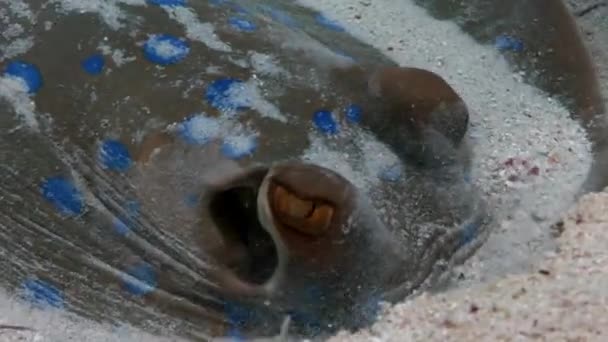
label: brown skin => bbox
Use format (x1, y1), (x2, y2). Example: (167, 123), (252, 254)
(330, 64), (471, 170)
(111, 1), (608, 336)
(133, 137), (407, 337)
(366, 66), (469, 146)
(264, 162), (357, 267)
(132, 63), (471, 291)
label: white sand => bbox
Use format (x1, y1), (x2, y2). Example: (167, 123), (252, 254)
(328, 188), (608, 342)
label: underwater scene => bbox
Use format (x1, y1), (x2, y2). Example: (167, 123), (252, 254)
(0, 0), (606, 341)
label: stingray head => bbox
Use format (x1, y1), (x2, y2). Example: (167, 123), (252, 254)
(201, 161), (401, 332)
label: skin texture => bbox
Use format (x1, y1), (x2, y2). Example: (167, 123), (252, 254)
(126, 60), (483, 339)
(329, 65), (472, 171)
(0, 0), (603, 340)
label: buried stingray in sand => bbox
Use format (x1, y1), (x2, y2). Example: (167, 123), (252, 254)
(0, 1), (487, 339)
(0, 0), (605, 340)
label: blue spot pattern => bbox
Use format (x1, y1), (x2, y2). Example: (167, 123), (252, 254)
(314, 13), (345, 32)
(40, 176), (85, 216)
(81, 54), (105, 75)
(123, 262), (158, 296)
(224, 301), (256, 338)
(285, 309), (322, 335)
(205, 78), (250, 112)
(313, 109), (339, 134)
(229, 17), (257, 32)
(143, 34), (190, 65)
(4, 60), (43, 94)
(221, 135), (258, 160)
(113, 200), (140, 236)
(360, 293), (382, 323)
(113, 218), (131, 236)
(463, 171), (472, 184)
(495, 34), (524, 52)
(459, 220), (481, 246)
(99, 139), (132, 172)
(21, 278), (64, 309)
(345, 104), (362, 123)
(147, 0), (186, 6)
(184, 193), (200, 207)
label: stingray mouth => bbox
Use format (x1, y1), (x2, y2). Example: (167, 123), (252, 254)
(204, 163), (346, 288)
(207, 180), (279, 286)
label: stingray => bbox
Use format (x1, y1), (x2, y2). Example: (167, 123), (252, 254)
(0, 0), (604, 340)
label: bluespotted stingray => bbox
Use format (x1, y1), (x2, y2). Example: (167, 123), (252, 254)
(0, 0), (605, 340)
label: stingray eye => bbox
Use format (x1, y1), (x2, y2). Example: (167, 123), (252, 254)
(271, 184), (334, 236)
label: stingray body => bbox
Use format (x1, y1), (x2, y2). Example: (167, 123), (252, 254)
(0, 0), (602, 340)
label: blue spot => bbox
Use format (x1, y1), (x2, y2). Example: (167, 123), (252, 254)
(176, 114), (222, 145)
(40, 176), (85, 216)
(463, 171), (472, 184)
(313, 110), (339, 135)
(495, 34), (524, 52)
(285, 309), (322, 335)
(147, 0), (186, 6)
(229, 17), (257, 32)
(379, 164), (402, 182)
(345, 104), (362, 123)
(224, 301), (255, 329)
(98, 139), (132, 172)
(80, 54), (105, 75)
(125, 200), (140, 215)
(305, 285), (323, 300)
(21, 278), (64, 309)
(113, 200), (140, 236)
(315, 13), (345, 32)
(123, 262), (158, 296)
(221, 135), (258, 159)
(113, 218), (131, 236)
(184, 193), (200, 207)
(227, 328), (245, 341)
(4, 60), (43, 94)
(205, 78), (250, 112)
(143, 34), (190, 65)
(360, 294), (382, 322)
(460, 221), (480, 246)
